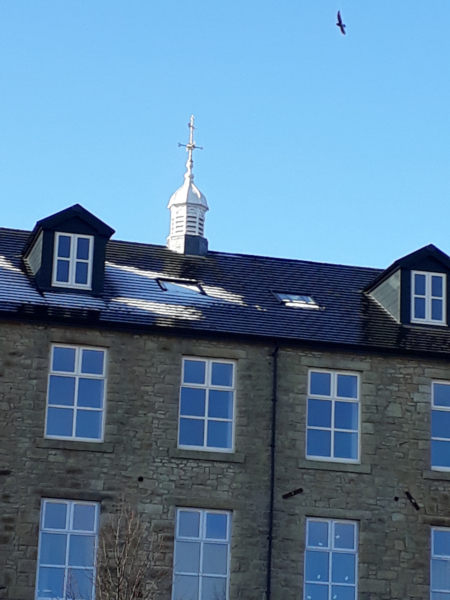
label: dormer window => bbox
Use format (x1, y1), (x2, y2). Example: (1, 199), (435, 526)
(411, 271), (446, 325)
(52, 232), (94, 289)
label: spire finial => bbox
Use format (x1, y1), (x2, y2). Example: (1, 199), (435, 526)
(178, 115), (203, 180)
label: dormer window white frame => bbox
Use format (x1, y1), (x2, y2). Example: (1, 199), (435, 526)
(411, 271), (446, 325)
(52, 233), (94, 290)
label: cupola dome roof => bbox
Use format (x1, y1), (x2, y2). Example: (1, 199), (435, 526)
(167, 164), (208, 210)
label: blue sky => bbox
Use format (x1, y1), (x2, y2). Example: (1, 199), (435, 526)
(1, 1), (449, 268)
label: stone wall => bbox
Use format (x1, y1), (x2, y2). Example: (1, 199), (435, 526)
(0, 321), (273, 600)
(2, 321), (450, 599)
(273, 348), (450, 600)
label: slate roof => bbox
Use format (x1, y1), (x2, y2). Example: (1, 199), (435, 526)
(3, 226), (450, 357)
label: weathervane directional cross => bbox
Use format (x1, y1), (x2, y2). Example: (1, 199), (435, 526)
(178, 115), (203, 179)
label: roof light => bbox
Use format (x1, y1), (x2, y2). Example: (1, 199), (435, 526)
(274, 292), (320, 309)
(157, 278), (205, 296)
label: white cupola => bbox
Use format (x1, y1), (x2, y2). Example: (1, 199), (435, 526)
(167, 116), (209, 256)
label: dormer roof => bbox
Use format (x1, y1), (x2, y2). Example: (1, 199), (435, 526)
(365, 244), (450, 293)
(23, 204), (115, 255)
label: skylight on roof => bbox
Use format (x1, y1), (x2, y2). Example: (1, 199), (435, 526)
(274, 292), (320, 309)
(157, 279), (205, 297)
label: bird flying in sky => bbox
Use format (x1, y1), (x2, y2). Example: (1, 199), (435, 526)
(336, 11), (346, 35)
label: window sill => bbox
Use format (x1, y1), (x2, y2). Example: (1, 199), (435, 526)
(299, 459), (371, 474)
(423, 470), (450, 481)
(405, 322), (447, 329)
(169, 448), (245, 464)
(37, 439), (114, 453)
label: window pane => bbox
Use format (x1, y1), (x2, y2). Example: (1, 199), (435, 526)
(57, 235), (71, 258)
(48, 376), (76, 406)
(183, 360), (206, 384)
(69, 535), (95, 567)
(432, 299), (444, 321)
(207, 421), (232, 449)
(308, 521), (329, 548)
(73, 505), (96, 532)
(307, 429), (331, 458)
(331, 585), (355, 600)
(56, 260), (70, 283)
(335, 402), (358, 430)
(180, 388), (206, 417)
(336, 375), (358, 399)
(179, 418), (204, 447)
(44, 503), (67, 530)
(434, 384), (450, 408)
(178, 511), (200, 538)
(53, 347), (76, 372)
(305, 550), (329, 582)
(78, 379), (104, 409)
(81, 350), (104, 375)
(304, 583), (328, 600)
(334, 432), (358, 460)
(206, 513), (228, 540)
(75, 261), (89, 285)
(310, 372), (331, 396)
(432, 440), (450, 469)
(432, 559), (450, 592)
(202, 543), (228, 575)
(201, 577), (227, 600)
(308, 399), (332, 428)
(433, 276), (444, 298)
(332, 552), (356, 584)
(208, 390), (233, 419)
(432, 593), (450, 600)
(435, 531), (450, 557)
(39, 532), (67, 565)
(46, 407), (74, 437)
(432, 411), (450, 440)
(175, 541), (200, 573)
(414, 273), (426, 296)
(211, 363), (233, 387)
(75, 410), (102, 440)
(67, 568), (93, 600)
(38, 567), (65, 598)
(77, 237), (90, 260)
(334, 523), (356, 550)
(414, 297), (426, 319)
(172, 575), (199, 600)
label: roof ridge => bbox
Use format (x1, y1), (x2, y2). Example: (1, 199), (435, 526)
(108, 238), (383, 273)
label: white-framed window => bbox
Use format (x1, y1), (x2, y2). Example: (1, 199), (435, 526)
(172, 508), (231, 600)
(178, 358), (235, 452)
(411, 271), (446, 325)
(36, 499), (99, 600)
(306, 370), (360, 463)
(304, 518), (358, 600)
(431, 527), (450, 598)
(45, 345), (107, 442)
(53, 233), (94, 289)
(431, 381), (450, 470)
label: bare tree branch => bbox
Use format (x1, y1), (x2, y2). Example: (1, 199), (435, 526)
(95, 501), (168, 600)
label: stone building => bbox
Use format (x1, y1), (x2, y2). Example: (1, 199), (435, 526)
(2, 121), (450, 600)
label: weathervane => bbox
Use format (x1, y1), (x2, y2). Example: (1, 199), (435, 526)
(178, 115), (203, 179)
